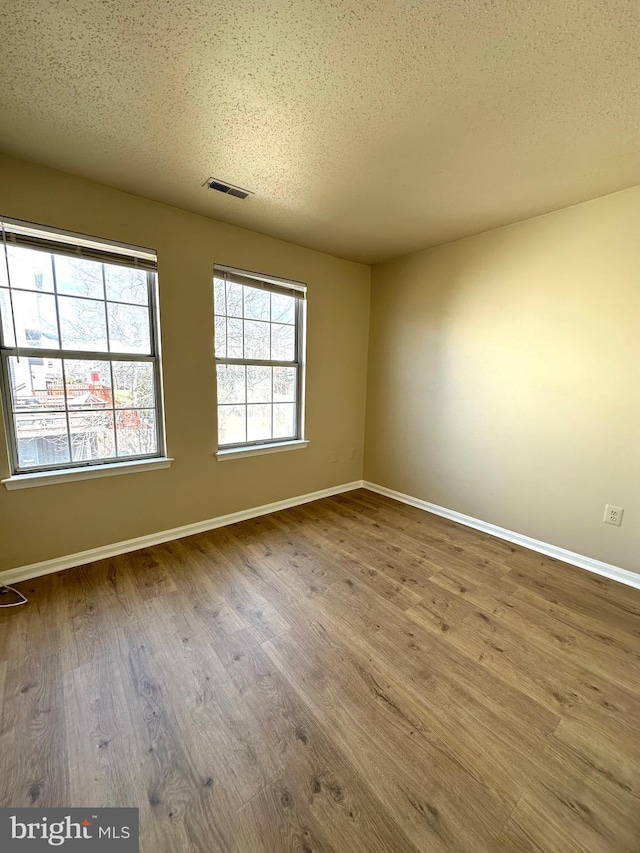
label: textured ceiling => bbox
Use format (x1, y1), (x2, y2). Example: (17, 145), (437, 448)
(0, 0), (638, 263)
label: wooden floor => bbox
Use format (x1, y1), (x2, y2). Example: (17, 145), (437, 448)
(1, 489), (640, 852)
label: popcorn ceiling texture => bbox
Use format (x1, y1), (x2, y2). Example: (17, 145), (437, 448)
(0, 0), (638, 263)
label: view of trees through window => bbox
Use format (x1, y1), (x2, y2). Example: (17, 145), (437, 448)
(0, 243), (160, 471)
(214, 273), (303, 446)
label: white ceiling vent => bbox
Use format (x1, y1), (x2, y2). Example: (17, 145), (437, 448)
(204, 177), (253, 200)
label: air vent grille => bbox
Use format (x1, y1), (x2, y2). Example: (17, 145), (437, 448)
(204, 177), (253, 200)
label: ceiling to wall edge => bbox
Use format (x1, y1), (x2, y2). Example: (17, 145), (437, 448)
(369, 180), (640, 267)
(2, 152), (639, 268)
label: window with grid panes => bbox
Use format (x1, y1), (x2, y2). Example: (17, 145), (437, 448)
(0, 218), (165, 474)
(214, 265), (306, 448)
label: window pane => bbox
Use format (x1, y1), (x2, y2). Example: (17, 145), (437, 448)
(244, 320), (270, 360)
(107, 302), (151, 354)
(8, 356), (65, 411)
(69, 411), (115, 461)
(112, 361), (154, 408)
(214, 316), (227, 358)
(244, 287), (270, 321)
(247, 365), (272, 403)
(54, 255), (104, 298)
(271, 293), (295, 324)
(273, 403), (296, 438)
(15, 412), (70, 468)
(104, 264), (148, 305)
(1, 226), (162, 473)
(216, 364), (246, 404)
(218, 404), (246, 445)
(247, 404), (271, 442)
(65, 359), (113, 408)
(213, 268), (303, 450)
(271, 323), (295, 361)
(4, 246), (54, 292)
(3, 288), (59, 348)
(214, 278), (226, 315)
(116, 409), (157, 456)
(59, 295), (108, 351)
(273, 366), (296, 402)
(226, 318), (243, 358)
(226, 282), (243, 318)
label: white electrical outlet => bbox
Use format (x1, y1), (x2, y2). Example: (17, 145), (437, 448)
(603, 504), (624, 526)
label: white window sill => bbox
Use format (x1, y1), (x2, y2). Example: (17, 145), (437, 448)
(2, 457), (174, 491)
(216, 440), (309, 461)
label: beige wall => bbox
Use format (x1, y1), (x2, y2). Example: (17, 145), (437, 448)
(2, 153), (637, 577)
(365, 186), (640, 573)
(0, 154), (370, 573)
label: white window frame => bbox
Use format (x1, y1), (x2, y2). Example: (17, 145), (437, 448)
(0, 217), (167, 480)
(214, 264), (307, 455)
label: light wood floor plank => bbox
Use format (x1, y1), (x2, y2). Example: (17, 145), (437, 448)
(264, 624), (512, 851)
(0, 488), (638, 852)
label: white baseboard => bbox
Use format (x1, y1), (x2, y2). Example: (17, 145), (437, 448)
(0, 480), (365, 586)
(5, 477), (637, 593)
(363, 481), (640, 591)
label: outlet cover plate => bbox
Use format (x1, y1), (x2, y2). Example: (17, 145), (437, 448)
(603, 504), (624, 526)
